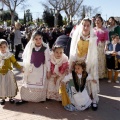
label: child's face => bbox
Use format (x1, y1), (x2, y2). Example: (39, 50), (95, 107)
(54, 48), (63, 59)
(113, 36), (119, 44)
(75, 65), (83, 74)
(34, 35), (42, 47)
(0, 44), (7, 54)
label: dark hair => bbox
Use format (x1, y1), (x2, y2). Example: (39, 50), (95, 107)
(74, 61), (86, 71)
(95, 14), (101, 18)
(108, 17), (117, 24)
(0, 39), (8, 46)
(96, 16), (104, 25)
(111, 33), (119, 39)
(65, 26), (72, 35)
(109, 17), (115, 21)
(52, 45), (64, 52)
(32, 30), (43, 40)
(82, 18), (92, 25)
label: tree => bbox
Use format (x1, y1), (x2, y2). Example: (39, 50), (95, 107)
(1, 10), (18, 21)
(23, 10), (26, 25)
(77, 5), (101, 19)
(30, 15), (33, 22)
(37, 17), (40, 22)
(1, 0), (26, 25)
(58, 13), (63, 26)
(41, 0), (70, 26)
(62, 0), (83, 23)
(25, 9), (32, 22)
(43, 9), (54, 27)
(63, 16), (67, 25)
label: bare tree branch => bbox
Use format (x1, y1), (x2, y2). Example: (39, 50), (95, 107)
(63, 0), (83, 22)
(1, 0), (27, 24)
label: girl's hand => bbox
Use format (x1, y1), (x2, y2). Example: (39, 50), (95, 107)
(92, 80), (97, 84)
(112, 51), (117, 56)
(65, 69), (69, 75)
(54, 75), (59, 84)
(47, 71), (51, 79)
(61, 81), (66, 86)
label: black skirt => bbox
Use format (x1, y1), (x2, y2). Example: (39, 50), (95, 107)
(106, 56), (120, 70)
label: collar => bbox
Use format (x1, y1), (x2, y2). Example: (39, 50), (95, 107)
(80, 33), (90, 41)
(77, 74), (82, 78)
(34, 46), (42, 51)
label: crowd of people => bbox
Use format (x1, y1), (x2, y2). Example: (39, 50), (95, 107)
(0, 15), (120, 112)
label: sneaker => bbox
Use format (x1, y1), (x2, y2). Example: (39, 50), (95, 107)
(115, 80), (119, 84)
(108, 80), (111, 83)
(1, 99), (5, 105)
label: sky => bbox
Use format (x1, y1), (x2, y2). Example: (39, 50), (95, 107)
(2, 0), (120, 20)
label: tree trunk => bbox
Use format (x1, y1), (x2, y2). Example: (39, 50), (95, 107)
(67, 14), (70, 24)
(11, 12), (15, 25)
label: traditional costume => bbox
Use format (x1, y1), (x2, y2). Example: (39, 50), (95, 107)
(20, 32), (50, 102)
(61, 71), (92, 111)
(47, 52), (68, 101)
(106, 42), (120, 83)
(69, 18), (99, 109)
(0, 40), (21, 100)
(94, 27), (109, 78)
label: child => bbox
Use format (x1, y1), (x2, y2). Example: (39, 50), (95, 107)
(16, 31), (51, 104)
(106, 33), (120, 83)
(47, 45), (69, 101)
(61, 61), (92, 111)
(0, 39), (22, 105)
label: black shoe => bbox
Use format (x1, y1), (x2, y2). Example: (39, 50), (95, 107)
(91, 103), (98, 111)
(39, 101), (45, 103)
(46, 98), (51, 101)
(9, 98), (15, 104)
(16, 100), (28, 105)
(1, 99), (5, 105)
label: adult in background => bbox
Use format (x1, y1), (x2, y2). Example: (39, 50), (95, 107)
(54, 26), (73, 58)
(94, 16), (109, 79)
(108, 17), (120, 42)
(10, 26), (15, 52)
(14, 22), (22, 60)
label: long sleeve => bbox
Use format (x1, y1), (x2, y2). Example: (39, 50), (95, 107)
(117, 51), (120, 56)
(105, 44), (113, 55)
(62, 74), (71, 83)
(45, 47), (50, 71)
(10, 55), (22, 70)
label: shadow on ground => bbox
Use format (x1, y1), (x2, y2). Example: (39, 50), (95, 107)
(2, 80), (120, 120)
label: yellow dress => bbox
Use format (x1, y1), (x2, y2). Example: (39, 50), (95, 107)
(77, 39), (89, 60)
(0, 53), (21, 99)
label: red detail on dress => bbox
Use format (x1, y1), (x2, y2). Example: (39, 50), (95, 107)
(50, 62), (68, 74)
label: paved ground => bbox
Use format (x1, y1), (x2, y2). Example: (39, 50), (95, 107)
(0, 62), (120, 120)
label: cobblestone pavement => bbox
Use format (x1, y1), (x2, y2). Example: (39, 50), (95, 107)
(0, 62), (120, 120)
